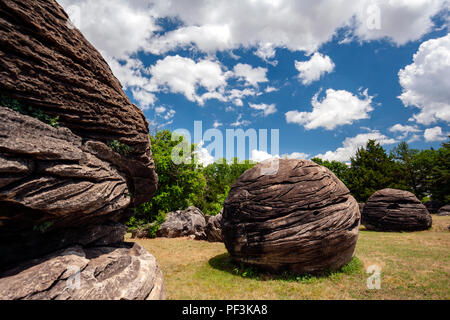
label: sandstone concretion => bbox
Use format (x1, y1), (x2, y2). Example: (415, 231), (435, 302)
(0, 0), (158, 268)
(437, 205), (450, 216)
(222, 159), (360, 275)
(0, 243), (165, 300)
(157, 206), (207, 240)
(205, 213), (223, 242)
(0, 0), (163, 300)
(424, 200), (443, 214)
(362, 188), (432, 231)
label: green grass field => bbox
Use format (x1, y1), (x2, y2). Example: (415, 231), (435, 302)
(126, 216), (450, 300)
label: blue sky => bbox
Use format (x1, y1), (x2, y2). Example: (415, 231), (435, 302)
(60, 0), (449, 164)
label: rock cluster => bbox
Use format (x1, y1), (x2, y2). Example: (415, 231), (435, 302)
(222, 159), (360, 275)
(361, 188), (432, 231)
(157, 206), (207, 240)
(0, 0), (163, 299)
(438, 205), (450, 216)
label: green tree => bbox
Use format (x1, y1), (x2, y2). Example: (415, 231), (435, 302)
(389, 142), (421, 195)
(347, 140), (394, 202)
(131, 130), (206, 226)
(428, 137), (450, 204)
(201, 157), (254, 215)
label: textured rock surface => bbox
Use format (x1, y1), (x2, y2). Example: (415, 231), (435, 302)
(424, 201), (443, 214)
(362, 188), (432, 231)
(0, 0), (158, 269)
(157, 206), (207, 240)
(359, 203), (365, 214)
(222, 159), (360, 274)
(205, 214), (223, 242)
(0, 243), (165, 300)
(438, 205), (450, 216)
(0, 0), (157, 206)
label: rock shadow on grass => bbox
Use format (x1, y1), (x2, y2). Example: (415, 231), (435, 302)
(208, 253), (363, 283)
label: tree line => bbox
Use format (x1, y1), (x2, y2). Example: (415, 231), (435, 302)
(128, 129), (449, 230)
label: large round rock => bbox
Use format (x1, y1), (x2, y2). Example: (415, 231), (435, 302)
(222, 159), (360, 275)
(362, 188), (432, 231)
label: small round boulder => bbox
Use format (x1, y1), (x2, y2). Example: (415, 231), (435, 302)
(222, 159), (360, 275)
(362, 188), (432, 231)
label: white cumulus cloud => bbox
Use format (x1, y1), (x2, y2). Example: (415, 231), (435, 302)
(295, 52), (335, 85)
(147, 55), (229, 105)
(232, 63), (268, 87)
(424, 126), (448, 142)
(398, 34), (450, 125)
(285, 88), (374, 130)
(315, 130), (397, 162)
(249, 103), (277, 117)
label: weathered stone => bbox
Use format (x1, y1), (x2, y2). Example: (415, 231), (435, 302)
(359, 203), (365, 214)
(222, 159), (360, 275)
(0, 243), (165, 300)
(424, 200), (443, 214)
(0, 0), (159, 270)
(362, 188), (432, 231)
(0, 109), (135, 267)
(205, 214), (223, 242)
(157, 206), (207, 240)
(438, 205), (450, 216)
(0, 0), (157, 206)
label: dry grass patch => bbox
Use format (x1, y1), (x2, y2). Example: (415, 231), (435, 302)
(126, 216), (450, 300)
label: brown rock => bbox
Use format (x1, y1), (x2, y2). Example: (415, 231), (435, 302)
(0, 0), (157, 206)
(222, 159), (360, 275)
(424, 200), (443, 214)
(156, 206), (207, 240)
(362, 188), (432, 231)
(0, 0), (159, 270)
(205, 214), (223, 242)
(438, 205), (450, 216)
(0, 243), (165, 300)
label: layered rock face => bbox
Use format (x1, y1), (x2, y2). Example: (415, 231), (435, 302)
(222, 159), (360, 275)
(438, 205), (450, 216)
(0, 243), (165, 300)
(0, 0), (163, 299)
(156, 206), (207, 240)
(205, 213), (223, 242)
(362, 189), (432, 231)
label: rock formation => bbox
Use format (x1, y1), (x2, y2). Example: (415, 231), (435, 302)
(156, 206), (207, 240)
(0, 0), (163, 299)
(205, 213), (223, 242)
(222, 159), (360, 275)
(362, 188), (432, 231)
(0, 243), (165, 300)
(424, 200), (443, 214)
(359, 203), (365, 214)
(438, 205), (450, 216)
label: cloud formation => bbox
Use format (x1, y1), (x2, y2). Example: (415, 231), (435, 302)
(295, 52), (335, 85)
(286, 89), (374, 130)
(398, 34), (450, 125)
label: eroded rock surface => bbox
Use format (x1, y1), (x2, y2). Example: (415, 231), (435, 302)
(0, 243), (165, 300)
(222, 159), (360, 275)
(0, 0), (163, 299)
(438, 205), (450, 216)
(0, 0), (157, 206)
(157, 206), (207, 240)
(205, 214), (223, 242)
(362, 188), (432, 231)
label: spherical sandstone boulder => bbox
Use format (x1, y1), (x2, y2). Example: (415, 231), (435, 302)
(362, 188), (432, 231)
(222, 159), (360, 275)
